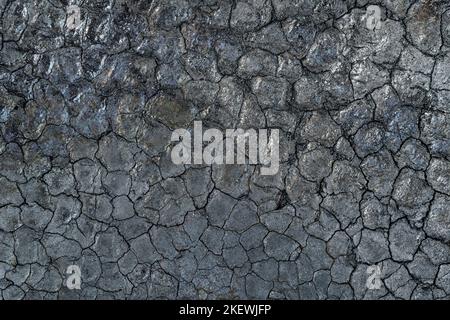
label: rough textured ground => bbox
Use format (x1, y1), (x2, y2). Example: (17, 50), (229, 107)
(1, 0), (450, 300)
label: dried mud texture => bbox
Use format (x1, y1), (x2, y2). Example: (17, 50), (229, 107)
(1, 0), (450, 300)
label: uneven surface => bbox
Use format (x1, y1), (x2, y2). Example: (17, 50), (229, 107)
(1, 0), (450, 300)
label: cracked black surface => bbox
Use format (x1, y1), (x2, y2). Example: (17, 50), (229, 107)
(1, 0), (450, 300)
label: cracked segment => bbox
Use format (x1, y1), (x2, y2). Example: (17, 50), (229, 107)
(0, 0), (450, 300)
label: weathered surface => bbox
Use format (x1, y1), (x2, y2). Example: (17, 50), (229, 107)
(0, 0), (449, 300)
